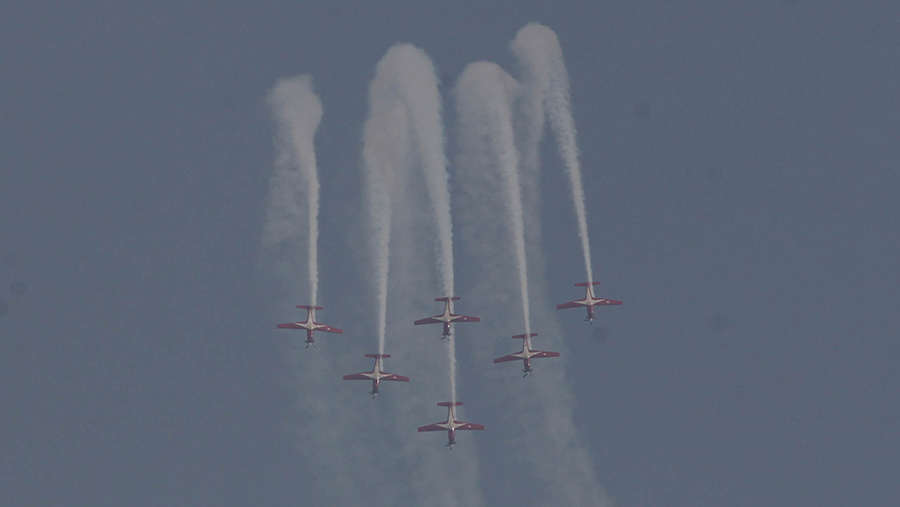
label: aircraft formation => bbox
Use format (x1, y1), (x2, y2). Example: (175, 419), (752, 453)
(265, 23), (623, 452)
(275, 285), (621, 449)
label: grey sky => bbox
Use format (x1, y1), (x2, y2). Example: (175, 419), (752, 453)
(2, 2), (898, 506)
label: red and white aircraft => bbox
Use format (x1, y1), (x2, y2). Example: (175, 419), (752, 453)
(493, 333), (560, 377)
(557, 282), (622, 324)
(414, 297), (480, 339)
(418, 402), (484, 450)
(343, 354), (410, 398)
(276, 305), (343, 348)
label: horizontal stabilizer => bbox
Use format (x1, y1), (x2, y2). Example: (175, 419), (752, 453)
(574, 282), (601, 287)
(435, 296), (461, 302)
(512, 333), (538, 339)
(437, 402), (463, 407)
(296, 305), (324, 310)
(364, 353), (390, 358)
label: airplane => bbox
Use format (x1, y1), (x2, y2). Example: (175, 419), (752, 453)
(414, 297), (480, 339)
(418, 402), (484, 450)
(556, 282), (622, 324)
(343, 354), (410, 398)
(493, 333), (560, 377)
(276, 305), (343, 348)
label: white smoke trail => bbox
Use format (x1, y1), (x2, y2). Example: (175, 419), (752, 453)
(363, 98), (407, 356)
(392, 46), (457, 404)
(453, 58), (613, 506)
(512, 23), (594, 285)
(266, 76), (322, 306)
(402, 52), (458, 407)
(397, 51), (455, 300)
(454, 62), (531, 337)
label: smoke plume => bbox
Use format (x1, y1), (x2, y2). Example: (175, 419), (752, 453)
(512, 23), (595, 285)
(265, 76), (323, 306)
(454, 62), (532, 337)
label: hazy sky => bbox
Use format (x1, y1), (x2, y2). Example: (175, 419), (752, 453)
(2, 2), (898, 506)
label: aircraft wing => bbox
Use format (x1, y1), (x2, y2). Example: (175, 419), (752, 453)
(417, 424), (445, 432)
(414, 317), (442, 325)
(276, 322), (304, 329)
(532, 351), (561, 359)
(316, 325), (343, 334)
(594, 298), (623, 306)
(555, 301), (582, 310)
(493, 354), (521, 364)
(382, 374), (410, 382)
(451, 315), (480, 323)
(342, 373), (370, 381)
(456, 422), (484, 431)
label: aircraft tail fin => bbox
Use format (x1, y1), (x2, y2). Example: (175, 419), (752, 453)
(512, 333), (538, 339)
(364, 353), (391, 359)
(296, 305), (324, 310)
(434, 296), (461, 302)
(574, 282), (601, 287)
(437, 402), (463, 407)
